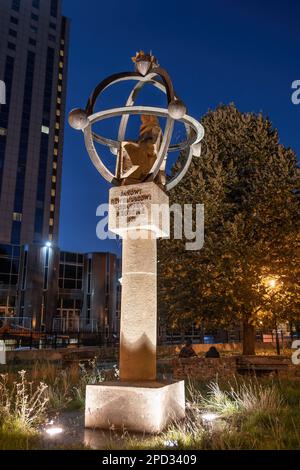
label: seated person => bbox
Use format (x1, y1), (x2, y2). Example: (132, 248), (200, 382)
(205, 346), (220, 358)
(179, 339), (198, 358)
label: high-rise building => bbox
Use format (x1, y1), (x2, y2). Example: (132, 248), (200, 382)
(0, 0), (69, 245)
(0, 1), (120, 339)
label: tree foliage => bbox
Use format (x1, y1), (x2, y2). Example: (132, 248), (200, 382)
(158, 104), (300, 350)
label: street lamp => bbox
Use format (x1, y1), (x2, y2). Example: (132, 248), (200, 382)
(267, 278), (277, 289)
(264, 275), (281, 355)
(263, 275), (278, 290)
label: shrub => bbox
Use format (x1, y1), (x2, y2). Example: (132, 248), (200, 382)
(0, 370), (48, 431)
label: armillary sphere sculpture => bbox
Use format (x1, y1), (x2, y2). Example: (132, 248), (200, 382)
(69, 53), (205, 434)
(68, 51), (204, 190)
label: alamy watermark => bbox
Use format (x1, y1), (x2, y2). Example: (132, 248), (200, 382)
(291, 80), (300, 105)
(291, 340), (300, 365)
(0, 80), (5, 105)
(96, 202), (204, 251)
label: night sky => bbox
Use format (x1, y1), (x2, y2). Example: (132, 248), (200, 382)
(59, 0), (300, 255)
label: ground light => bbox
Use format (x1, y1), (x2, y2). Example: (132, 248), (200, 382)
(45, 427), (63, 436)
(201, 412), (219, 422)
(163, 440), (178, 448)
(268, 278), (277, 289)
(201, 412), (223, 433)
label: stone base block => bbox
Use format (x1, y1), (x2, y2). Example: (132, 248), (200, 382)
(85, 380), (185, 433)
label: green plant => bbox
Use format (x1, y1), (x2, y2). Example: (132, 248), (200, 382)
(0, 370), (48, 431)
(194, 378), (283, 418)
(46, 369), (72, 410)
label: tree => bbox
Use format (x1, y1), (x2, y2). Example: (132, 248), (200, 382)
(158, 104), (300, 355)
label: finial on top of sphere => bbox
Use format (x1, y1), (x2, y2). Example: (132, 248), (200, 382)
(131, 50), (159, 76)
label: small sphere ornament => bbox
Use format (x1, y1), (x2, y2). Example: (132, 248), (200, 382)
(168, 99), (186, 119)
(68, 108), (89, 130)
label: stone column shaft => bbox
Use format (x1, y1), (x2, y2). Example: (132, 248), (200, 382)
(108, 182), (169, 382)
(120, 229), (157, 381)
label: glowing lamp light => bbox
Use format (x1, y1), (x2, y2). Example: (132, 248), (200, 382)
(45, 426), (63, 436)
(268, 278), (277, 289)
(201, 412), (219, 422)
(46, 241), (52, 248)
(164, 440), (178, 448)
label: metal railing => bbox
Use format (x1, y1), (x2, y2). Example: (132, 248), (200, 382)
(0, 316), (32, 330)
(52, 317), (103, 333)
(0, 316), (295, 351)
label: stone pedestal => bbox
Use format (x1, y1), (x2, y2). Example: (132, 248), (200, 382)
(120, 232), (157, 380)
(108, 182), (169, 381)
(85, 380), (185, 433)
(84, 182), (185, 433)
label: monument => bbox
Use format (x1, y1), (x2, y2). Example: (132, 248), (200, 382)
(69, 51), (204, 433)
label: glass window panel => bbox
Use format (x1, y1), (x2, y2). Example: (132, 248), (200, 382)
(10, 274), (18, 285)
(64, 265), (76, 279)
(64, 279), (76, 289)
(65, 252), (77, 263)
(0, 259), (11, 274)
(0, 274), (10, 285)
(0, 244), (12, 257)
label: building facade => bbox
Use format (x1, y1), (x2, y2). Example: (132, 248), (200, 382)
(0, 2), (120, 339)
(0, 0), (69, 245)
(0, 242), (119, 336)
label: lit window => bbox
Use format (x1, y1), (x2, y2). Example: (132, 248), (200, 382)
(49, 218), (54, 226)
(50, 204), (55, 211)
(57, 97), (61, 104)
(0, 128), (7, 136)
(41, 125), (49, 134)
(57, 85), (62, 92)
(51, 189), (56, 196)
(49, 233), (53, 241)
(52, 175), (56, 183)
(59, 61), (63, 68)
(54, 135), (59, 142)
(13, 212), (22, 221)
(55, 123), (59, 129)
(60, 39), (65, 45)
(60, 50), (64, 56)
(53, 148), (58, 156)
(53, 162), (57, 169)
(58, 73), (63, 80)
(56, 110), (60, 116)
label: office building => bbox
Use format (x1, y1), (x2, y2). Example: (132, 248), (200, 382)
(0, 0), (69, 245)
(0, 243), (119, 337)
